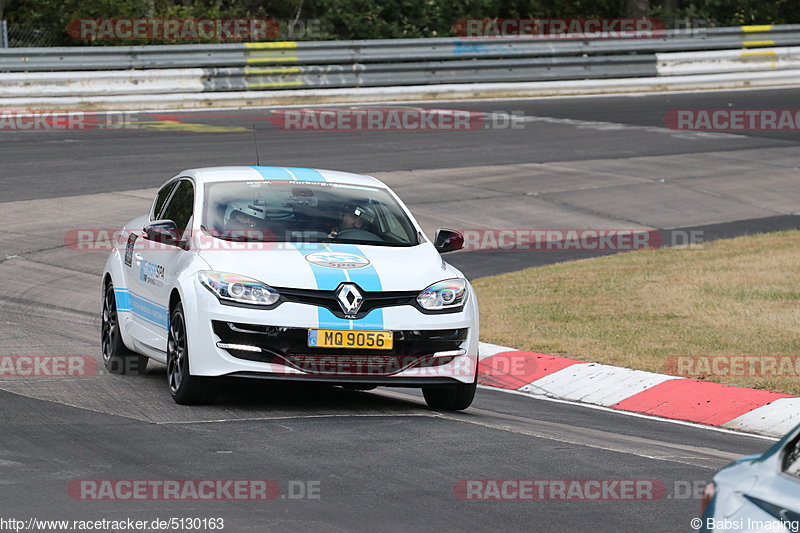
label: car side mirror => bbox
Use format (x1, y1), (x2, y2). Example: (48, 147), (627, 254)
(143, 220), (182, 247)
(434, 229), (464, 254)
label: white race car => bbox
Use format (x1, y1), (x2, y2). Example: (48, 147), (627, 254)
(101, 167), (479, 409)
(698, 423), (800, 532)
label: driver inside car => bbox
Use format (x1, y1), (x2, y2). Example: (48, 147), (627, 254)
(328, 203), (380, 241)
(221, 201), (268, 240)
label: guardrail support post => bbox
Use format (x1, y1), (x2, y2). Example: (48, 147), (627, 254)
(1, 20), (8, 48)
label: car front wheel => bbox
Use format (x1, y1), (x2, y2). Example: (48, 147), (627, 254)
(422, 381), (477, 411)
(167, 302), (215, 405)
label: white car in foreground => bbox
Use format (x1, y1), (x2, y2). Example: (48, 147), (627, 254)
(101, 166), (479, 409)
(699, 423), (800, 532)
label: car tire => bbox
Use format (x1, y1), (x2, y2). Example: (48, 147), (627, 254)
(167, 302), (215, 405)
(422, 381), (477, 411)
(102, 283), (148, 375)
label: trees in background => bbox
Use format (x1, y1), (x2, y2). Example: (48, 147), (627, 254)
(2, 0), (799, 43)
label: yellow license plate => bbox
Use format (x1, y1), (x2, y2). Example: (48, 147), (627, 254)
(308, 329), (393, 350)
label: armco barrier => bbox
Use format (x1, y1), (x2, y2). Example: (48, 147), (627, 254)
(656, 46), (800, 75)
(3, 25), (800, 72)
(1, 24), (799, 106)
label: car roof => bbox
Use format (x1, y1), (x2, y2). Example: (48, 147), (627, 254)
(176, 166), (387, 189)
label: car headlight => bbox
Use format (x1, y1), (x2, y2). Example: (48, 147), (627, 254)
(417, 278), (468, 310)
(198, 271), (280, 306)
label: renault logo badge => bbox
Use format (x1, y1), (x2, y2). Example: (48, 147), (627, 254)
(336, 284), (364, 316)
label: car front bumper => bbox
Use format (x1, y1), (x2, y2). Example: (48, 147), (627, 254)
(182, 278), (479, 384)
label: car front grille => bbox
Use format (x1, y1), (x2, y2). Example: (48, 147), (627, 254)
(274, 287), (420, 319)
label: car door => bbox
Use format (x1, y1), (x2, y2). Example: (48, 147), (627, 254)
(129, 178), (195, 351)
(122, 179), (177, 349)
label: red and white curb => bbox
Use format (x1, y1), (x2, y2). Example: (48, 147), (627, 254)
(477, 342), (800, 438)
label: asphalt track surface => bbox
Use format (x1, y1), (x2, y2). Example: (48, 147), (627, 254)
(1, 88), (799, 532)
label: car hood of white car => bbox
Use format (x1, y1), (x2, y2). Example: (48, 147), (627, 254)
(197, 241), (462, 292)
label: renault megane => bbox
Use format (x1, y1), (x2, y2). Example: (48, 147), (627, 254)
(101, 166), (479, 409)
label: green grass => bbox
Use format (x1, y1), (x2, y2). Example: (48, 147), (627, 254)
(474, 230), (800, 395)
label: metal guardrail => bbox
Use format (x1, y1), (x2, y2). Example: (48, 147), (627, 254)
(3, 25), (800, 70)
(0, 24), (798, 95)
(202, 55), (660, 92)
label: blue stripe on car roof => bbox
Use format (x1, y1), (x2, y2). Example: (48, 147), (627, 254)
(250, 166), (295, 180)
(250, 166), (327, 182)
(283, 167), (327, 182)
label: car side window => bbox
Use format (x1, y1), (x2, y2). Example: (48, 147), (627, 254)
(160, 180), (195, 231)
(152, 181), (177, 221)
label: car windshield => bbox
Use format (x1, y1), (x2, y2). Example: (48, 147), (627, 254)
(203, 180), (419, 246)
